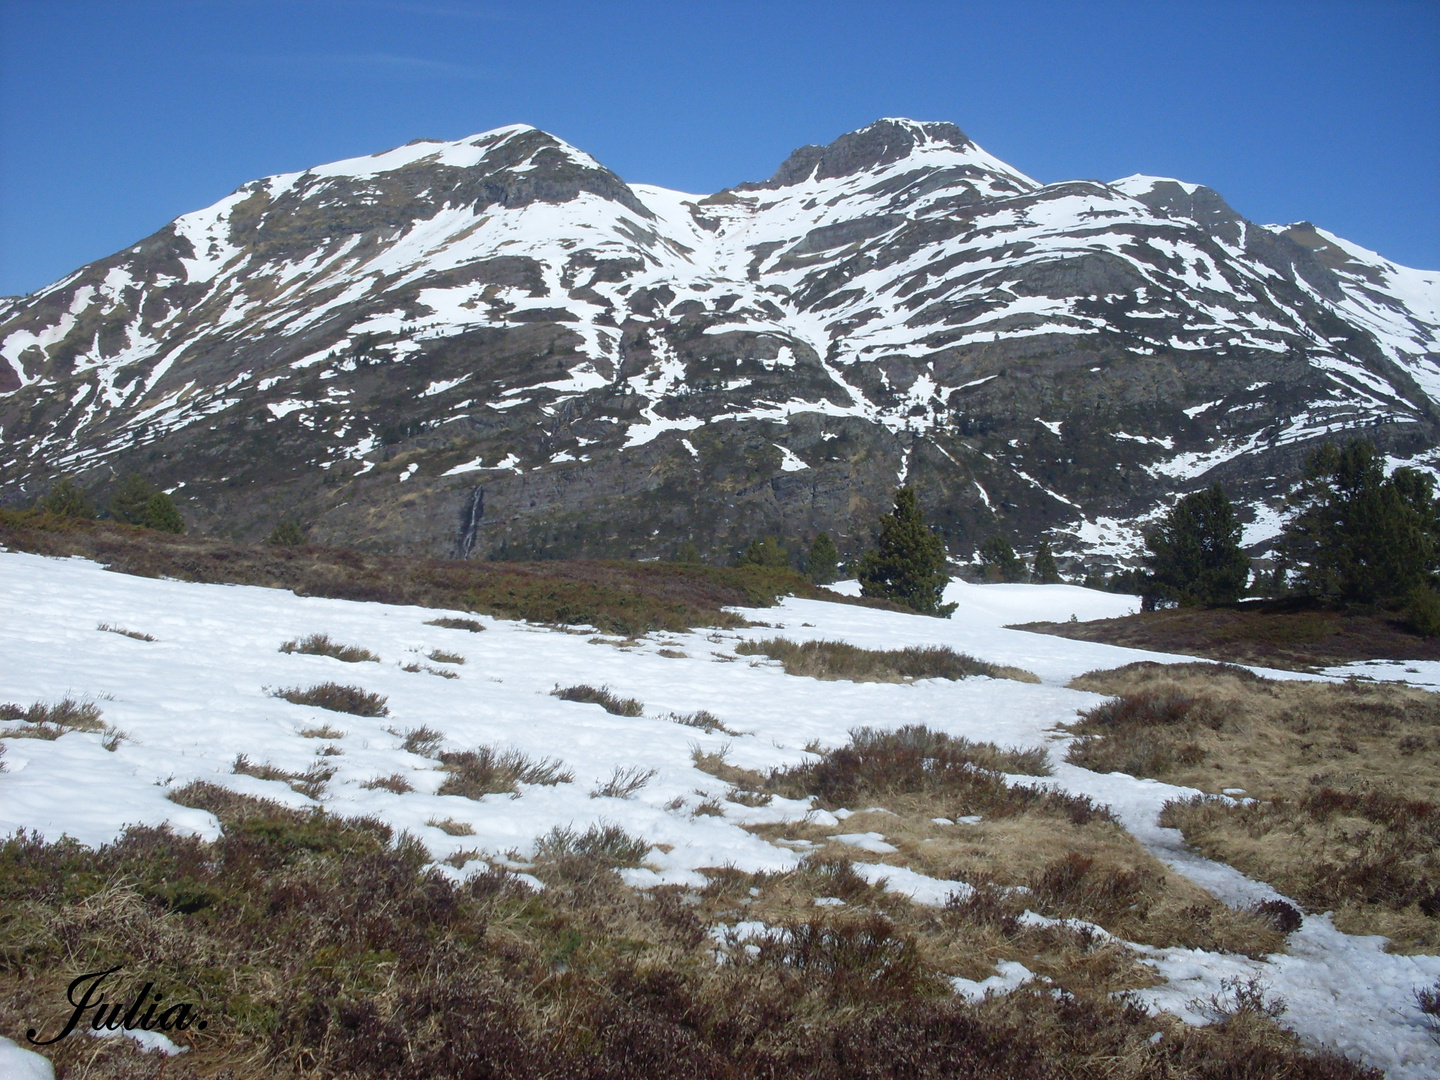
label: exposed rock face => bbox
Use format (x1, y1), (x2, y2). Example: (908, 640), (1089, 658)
(2, 119), (1438, 567)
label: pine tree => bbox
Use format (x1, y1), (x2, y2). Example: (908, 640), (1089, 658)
(110, 474), (157, 525)
(268, 520), (306, 546)
(1033, 539), (1062, 584)
(1280, 438), (1437, 603)
(674, 539), (702, 564)
(805, 532), (840, 584)
(739, 535), (789, 570)
(142, 492), (185, 534)
(979, 536), (1025, 583)
(37, 478), (94, 519)
(858, 487), (957, 616)
(1143, 482), (1250, 606)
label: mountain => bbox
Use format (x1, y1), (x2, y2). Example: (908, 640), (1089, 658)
(3, 119), (1438, 567)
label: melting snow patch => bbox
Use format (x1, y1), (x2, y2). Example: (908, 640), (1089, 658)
(775, 444), (809, 472)
(950, 960), (1035, 1001)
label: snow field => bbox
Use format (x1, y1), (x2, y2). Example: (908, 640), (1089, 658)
(1, 552), (1437, 1077)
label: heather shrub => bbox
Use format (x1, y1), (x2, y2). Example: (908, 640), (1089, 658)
(551, 683), (643, 716)
(273, 682), (389, 716)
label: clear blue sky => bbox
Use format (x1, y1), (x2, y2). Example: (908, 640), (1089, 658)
(2, 0), (1436, 297)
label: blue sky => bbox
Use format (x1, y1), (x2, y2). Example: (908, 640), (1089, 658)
(1, 0), (1436, 296)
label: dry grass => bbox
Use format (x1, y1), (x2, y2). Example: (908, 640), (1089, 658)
(425, 616), (487, 632)
(232, 753), (335, 799)
(551, 683), (643, 716)
(1067, 662), (1440, 950)
(279, 632), (379, 663)
(427, 816), (475, 836)
(0, 784), (1378, 1079)
(0, 509), (893, 636)
(272, 682), (389, 716)
(437, 747), (574, 798)
(736, 638), (1039, 683)
(426, 648), (465, 665)
(400, 725), (445, 757)
(97, 621), (155, 641)
(360, 772), (414, 794)
(401, 660), (459, 678)
(702, 726), (1284, 958)
(591, 765), (658, 799)
(671, 709), (738, 735)
(0, 696), (122, 749)
(1016, 598), (1440, 672)
(300, 723), (345, 739)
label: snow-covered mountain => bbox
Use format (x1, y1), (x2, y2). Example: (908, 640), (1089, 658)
(3, 119), (1438, 564)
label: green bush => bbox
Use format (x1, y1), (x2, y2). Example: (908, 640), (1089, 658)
(109, 474), (157, 524)
(739, 535), (789, 569)
(37, 478), (94, 519)
(268, 519), (306, 545)
(142, 491), (184, 533)
(1406, 585), (1440, 637)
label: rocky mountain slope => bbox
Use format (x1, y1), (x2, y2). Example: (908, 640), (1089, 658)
(2, 119), (1437, 567)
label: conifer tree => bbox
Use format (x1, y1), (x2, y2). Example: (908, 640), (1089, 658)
(858, 487), (957, 616)
(110, 474), (158, 524)
(1033, 539), (1062, 584)
(37, 478), (94, 520)
(1280, 438), (1437, 603)
(674, 539), (702, 564)
(142, 491), (185, 534)
(1143, 482), (1250, 606)
(805, 532), (840, 584)
(268, 520), (306, 546)
(979, 536), (1026, 583)
(739, 535), (789, 570)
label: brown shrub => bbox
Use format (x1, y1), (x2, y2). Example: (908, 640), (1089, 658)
(426, 616), (486, 632)
(279, 632), (380, 663)
(736, 638), (1037, 683)
(273, 682), (389, 717)
(437, 747), (573, 798)
(552, 683), (643, 716)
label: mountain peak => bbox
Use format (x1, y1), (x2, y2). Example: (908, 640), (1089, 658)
(748, 118), (1031, 194)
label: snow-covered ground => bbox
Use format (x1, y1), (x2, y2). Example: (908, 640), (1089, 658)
(1, 551), (1437, 1077)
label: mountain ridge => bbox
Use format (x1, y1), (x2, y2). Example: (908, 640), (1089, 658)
(2, 119), (1437, 569)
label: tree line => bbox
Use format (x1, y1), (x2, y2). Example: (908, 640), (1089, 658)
(1134, 437), (1440, 632)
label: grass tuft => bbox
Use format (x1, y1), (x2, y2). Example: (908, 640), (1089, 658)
(361, 772), (415, 794)
(591, 765), (658, 799)
(426, 649), (465, 665)
(426, 616), (486, 632)
(0, 696), (111, 742)
(97, 622), (155, 641)
(279, 633), (379, 663)
(427, 816), (476, 836)
(551, 684), (643, 716)
(232, 754), (336, 799)
(437, 747), (574, 799)
(736, 638), (1037, 683)
(401, 725), (445, 757)
(670, 709), (737, 735)
(273, 682), (389, 716)
(534, 822), (650, 867)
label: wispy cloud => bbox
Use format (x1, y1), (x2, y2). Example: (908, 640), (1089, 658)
(233, 52), (491, 81)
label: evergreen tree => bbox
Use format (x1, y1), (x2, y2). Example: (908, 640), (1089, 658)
(268, 520), (306, 546)
(110, 474), (157, 525)
(1032, 539), (1062, 584)
(142, 491), (185, 534)
(979, 536), (1025, 583)
(1280, 438), (1437, 603)
(739, 535), (789, 570)
(1142, 482), (1250, 607)
(858, 487), (957, 616)
(674, 539), (702, 564)
(37, 478), (94, 519)
(805, 532), (840, 584)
